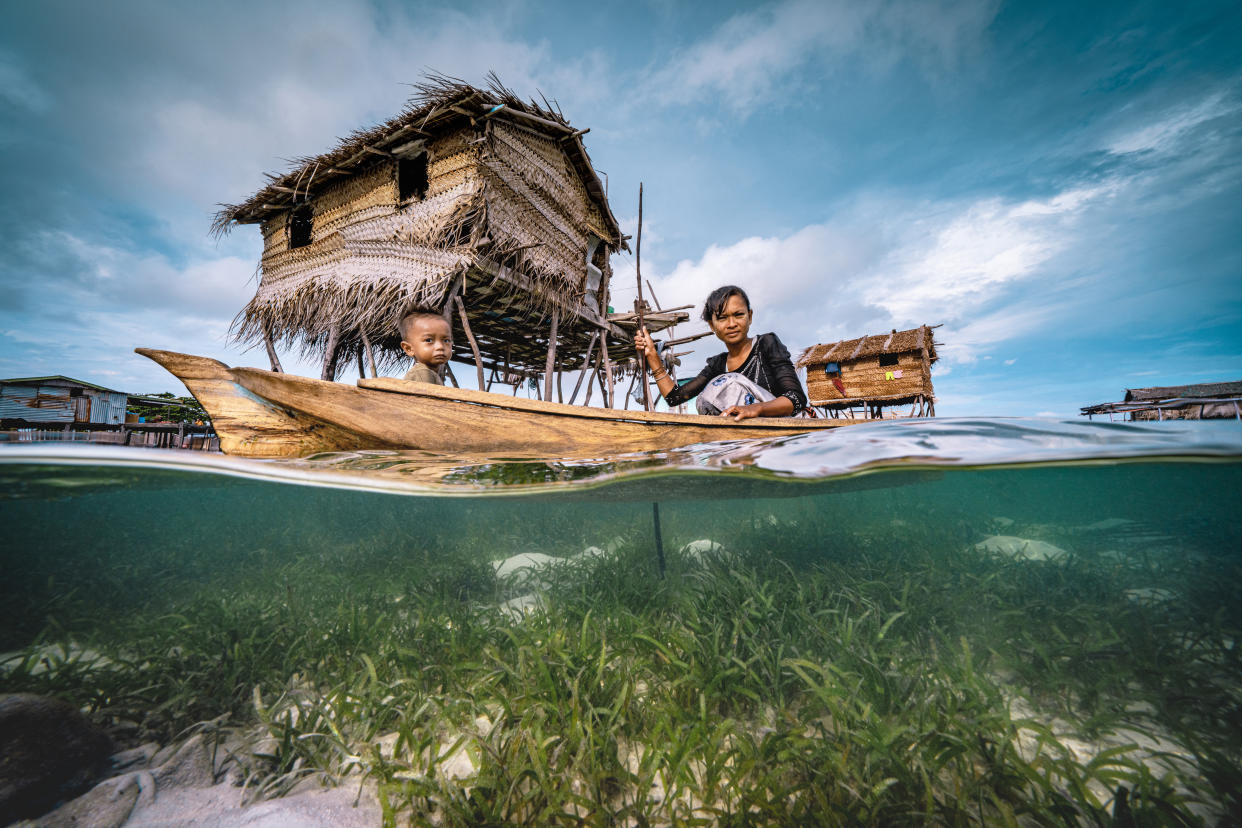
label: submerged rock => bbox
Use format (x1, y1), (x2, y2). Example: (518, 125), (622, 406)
(1124, 587), (1179, 605)
(492, 552), (558, 579)
(679, 539), (727, 563)
(975, 535), (1069, 562)
(0, 693), (113, 821)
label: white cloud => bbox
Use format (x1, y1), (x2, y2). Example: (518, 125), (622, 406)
(1107, 91), (1236, 156)
(32, 231), (254, 317)
(637, 177), (1114, 374)
(647, 0), (998, 114)
(863, 185), (1110, 327)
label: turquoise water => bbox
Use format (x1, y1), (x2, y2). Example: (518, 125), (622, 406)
(2, 418), (1241, 824)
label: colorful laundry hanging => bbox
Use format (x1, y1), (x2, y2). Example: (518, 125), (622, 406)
(885, 371), (894, 381)
(893, 369), (903, 379)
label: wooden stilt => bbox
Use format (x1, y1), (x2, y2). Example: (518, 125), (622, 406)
(263, 327), (284, 373)
(443, 364), (459, 388)
(543, 309), (559, 402)
(321, 321), (340, 381)
(623, 370), (638, 410)
(601, 336), (615, 408)
(453, 294), (486, 390)
(584, 357), (599, 406)
(568, 332), (598, 405)
(357, 349), (366, 379)
(361, 330), (376, 378)
(556, 358), (564, 403)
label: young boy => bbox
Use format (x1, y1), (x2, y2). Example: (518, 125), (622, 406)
(399, 308), (452, 384)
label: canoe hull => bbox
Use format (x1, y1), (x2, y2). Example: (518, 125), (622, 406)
(139, 349), (846, 458)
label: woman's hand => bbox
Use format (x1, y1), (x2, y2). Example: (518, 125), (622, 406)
(633, 326), (660, 368)
(721, 403), (764, 421)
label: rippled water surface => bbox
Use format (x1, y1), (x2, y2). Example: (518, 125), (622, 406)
(3, 418), (1241, 824)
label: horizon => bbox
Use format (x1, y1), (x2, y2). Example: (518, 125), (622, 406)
(2, 1), (1239, 417)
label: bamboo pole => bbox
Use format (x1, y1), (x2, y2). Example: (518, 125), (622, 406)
(453, 294), (486, 390)
(356, 349), (366, 379)
(634, 183), (652, 412)
(543, 308), (559, 402)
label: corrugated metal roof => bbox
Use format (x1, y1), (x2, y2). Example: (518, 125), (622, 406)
(0, 375), (125, 394)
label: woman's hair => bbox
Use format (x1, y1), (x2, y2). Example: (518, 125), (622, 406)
(701, 285), (751, 323)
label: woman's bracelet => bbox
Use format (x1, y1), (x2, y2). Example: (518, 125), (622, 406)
(650, 367), (668, 381)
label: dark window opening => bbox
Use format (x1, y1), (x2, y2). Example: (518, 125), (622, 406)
(879, 353), (899, 367)
(289, 204), (313, 249)
(398, 154), (429, 202)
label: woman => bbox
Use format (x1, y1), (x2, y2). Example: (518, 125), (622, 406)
(634, 285), (807, 420)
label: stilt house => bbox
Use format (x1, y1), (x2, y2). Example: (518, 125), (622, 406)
(1080, 381), (1242, 421)
(796, 325), (940, 418)
(0, 376), (130, 424)
(214, 74), (681, 402)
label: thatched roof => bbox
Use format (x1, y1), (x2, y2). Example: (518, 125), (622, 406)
(212, 72), (621, 243)
(1124, 381), (1242, 402)
(796, 325), (940, 367)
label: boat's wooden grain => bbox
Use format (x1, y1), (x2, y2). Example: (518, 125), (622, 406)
(141, 349), (846, 458)
(135, 349), (395, 457)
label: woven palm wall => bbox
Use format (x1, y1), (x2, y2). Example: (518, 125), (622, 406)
(798, 325), (938, 406)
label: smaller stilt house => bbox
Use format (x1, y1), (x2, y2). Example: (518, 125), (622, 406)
(1080, 381), (1242, 421)
(795, 325), (940, 418)
(0, 376), (130, 424)
(213, 73), (686, 404)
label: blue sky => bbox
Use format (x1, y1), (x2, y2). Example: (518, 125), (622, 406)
(1, 0), (1239, 416)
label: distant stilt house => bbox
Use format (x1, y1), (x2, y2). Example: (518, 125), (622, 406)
(0, 376), (131, 424)
(212, 74), (684, 402)
(795, 325), (940, 419)
(1080, 381), (1242, 421)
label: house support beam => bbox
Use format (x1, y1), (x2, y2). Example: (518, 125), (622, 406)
(543, 309), (559, 402)
(321, 322), (340, 381)
(263, 327), (284, 373)
(568, 332), (598, 405)
(454, 294), (486, 390)
(361, 330), (376, 378)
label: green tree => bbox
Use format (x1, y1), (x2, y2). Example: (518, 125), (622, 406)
(128, 392), (207, 424)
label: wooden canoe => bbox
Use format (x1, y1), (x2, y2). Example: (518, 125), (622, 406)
(137, 348), (848, 458)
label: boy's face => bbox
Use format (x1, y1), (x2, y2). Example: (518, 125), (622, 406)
(401, 316), (452, 366)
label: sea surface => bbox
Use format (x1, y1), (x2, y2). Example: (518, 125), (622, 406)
(2, 417), (1241, 825)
